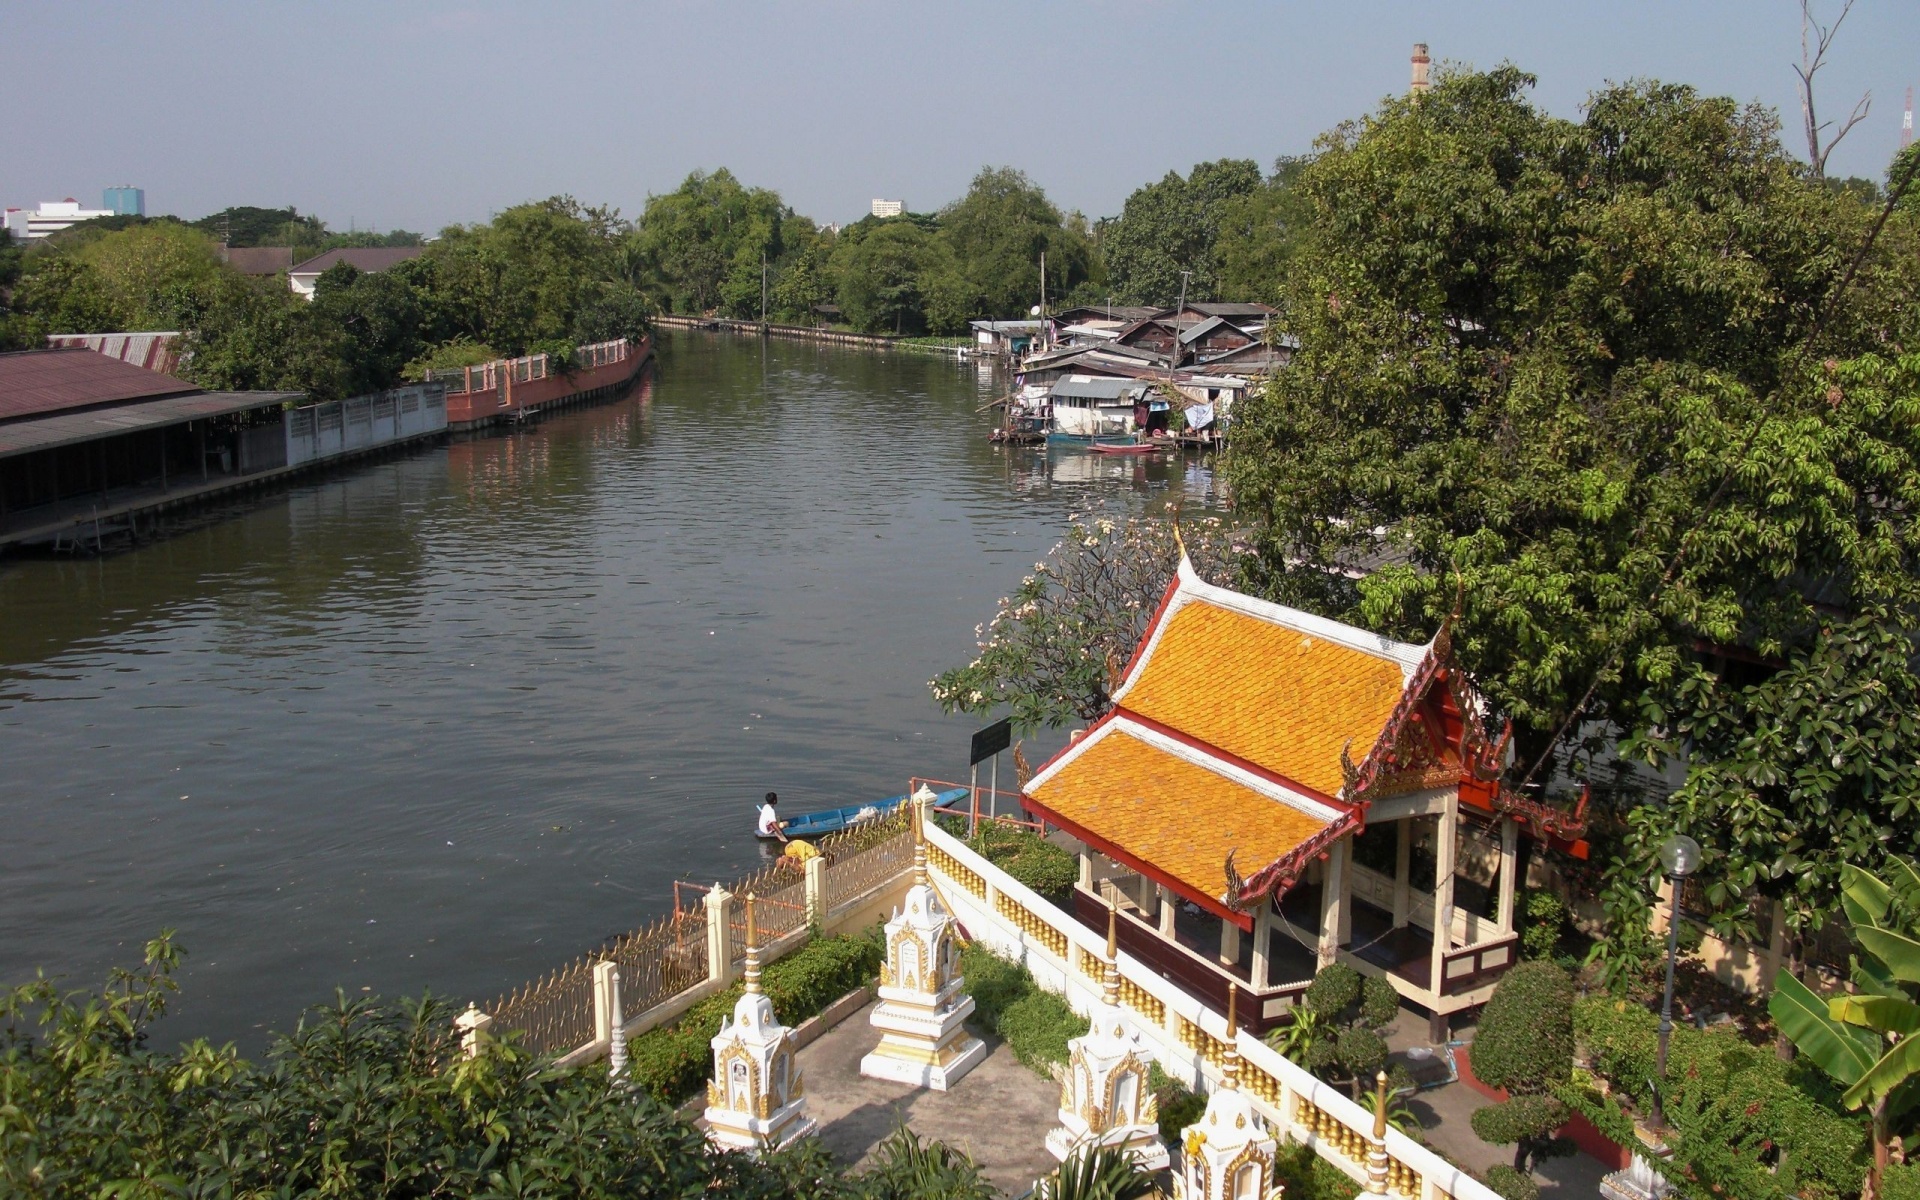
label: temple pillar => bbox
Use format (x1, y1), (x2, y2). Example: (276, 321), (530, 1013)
(1318, 841), (1346, 968)
(1392, 819), (1412, 928)
(1336, 839), (1354, 946)
(1250, 905), (1271, 991)
(1219, 919), (1240, 968)
(1078, 851), (1094, 890)
(1159, 885), (1178, 937)
(1496, 817), (1519, 935)
(1429, 799), (1459, 996)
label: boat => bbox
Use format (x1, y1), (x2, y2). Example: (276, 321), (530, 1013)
(762, 786), (971, 840)
(1087, 440), (1168, 456)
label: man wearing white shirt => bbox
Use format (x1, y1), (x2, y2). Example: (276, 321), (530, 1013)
(756, 792), (787, 842)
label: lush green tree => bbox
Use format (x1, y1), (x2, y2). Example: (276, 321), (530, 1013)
(1100, 159), (1262, 305)
(1266, 963), (1402, 1099)
(936, 166), (1094, 320)
(1468, 963), (1576, 1176)
(425, 196), (625, 355)
(4, 256), (121, 341)
(835, 219), (940, 335)
(771, 229), (838, 322)
(1223, 65), (1920, 943)
(1215, 156), (1311, 306)
(177, 274), (351, 401)
(308, 260), (446, 396)
(189, 204), (328, 250)
(637, 169), (788, 315)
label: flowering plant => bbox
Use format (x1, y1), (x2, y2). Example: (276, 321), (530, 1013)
(930, 509), (1242, 730)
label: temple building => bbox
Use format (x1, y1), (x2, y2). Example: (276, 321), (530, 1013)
(1020, 558), (1585, 1038)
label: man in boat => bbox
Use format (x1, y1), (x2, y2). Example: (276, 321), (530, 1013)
(756, 791), (788, 842)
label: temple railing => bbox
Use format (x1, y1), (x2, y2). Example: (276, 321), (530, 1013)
(924, 819), (1498, 1200)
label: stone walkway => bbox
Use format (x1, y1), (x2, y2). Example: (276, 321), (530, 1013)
(796, 1000), (1062, 1197)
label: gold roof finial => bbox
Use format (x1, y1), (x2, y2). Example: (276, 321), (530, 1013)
(742, 892), (762, 995)
(1222, 983), (1242, 1089)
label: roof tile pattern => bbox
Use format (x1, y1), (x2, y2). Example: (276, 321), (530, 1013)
(1026, 727), (1329, 902)
(1120, 599), (1408, 797)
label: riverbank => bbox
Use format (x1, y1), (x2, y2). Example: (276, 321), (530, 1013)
(652, 314), (975, 356)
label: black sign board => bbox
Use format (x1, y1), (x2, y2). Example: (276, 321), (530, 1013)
(969, 717), (1013, 766)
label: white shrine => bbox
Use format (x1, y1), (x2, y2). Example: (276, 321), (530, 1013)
(1047, 905), (1168, 1169)
(859, 787), (987, 1090)
(704, 895), (816, 1154)
(1173, 987), (1284, 1200)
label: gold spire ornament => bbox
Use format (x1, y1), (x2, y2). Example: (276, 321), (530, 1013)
(1045, 895), (1167, 1168)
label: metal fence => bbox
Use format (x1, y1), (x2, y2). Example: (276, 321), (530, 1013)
(483, 802), (915, 1057)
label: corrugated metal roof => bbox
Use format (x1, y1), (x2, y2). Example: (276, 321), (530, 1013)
(288, 247), (425, 276)
(44, 332), (183, 375)
(0, 391), (300, 460)
(0, 349), (199, 422)
(970, 319), (1045, 333)
(1050, 377), (1150, 402)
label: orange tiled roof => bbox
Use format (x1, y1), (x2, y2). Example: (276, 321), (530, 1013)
(1119, 598), (1409, 796)
(1026, 725), (1332, 903)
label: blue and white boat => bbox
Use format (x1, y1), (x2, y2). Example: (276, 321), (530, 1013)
(763, 786), (971, 840)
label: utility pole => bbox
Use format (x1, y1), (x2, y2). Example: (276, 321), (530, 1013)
(761, 252), (768, 328)
(1039, 251), (1048, 349)
(1173, 269), (1192, 367)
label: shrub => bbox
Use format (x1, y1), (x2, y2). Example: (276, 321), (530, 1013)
(1149, 1063), (1206, 1143)
(1335, 1026), (1387, 1079)
(959, 940), (1033, 1029)
(1484, 1165), (1541, 1200)
(1573, 996), (1868, 1199)
(1520, 889), (1566, 960)
(1471, 962), (1573, 1093)
(627, 928), (883, 1104)
(1271, 1140), (1362, 1200)
(1470, 1094), (1573, 1171)
(999, 991), (1088, 1074)
(969, 822), (1078, 906)
(1884, 1163), (1920, 1200)
(1303, 962), (1361, 1017)
(1358, 974), (1399, 1028)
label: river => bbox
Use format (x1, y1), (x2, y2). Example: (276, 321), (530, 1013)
(0, 332), (1220, 1047)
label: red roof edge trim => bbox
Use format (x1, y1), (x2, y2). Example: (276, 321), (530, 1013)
(1022, 709), (1122, 795)
(1018, 792), (1255, 931)
(1230, 807), (1364, 911)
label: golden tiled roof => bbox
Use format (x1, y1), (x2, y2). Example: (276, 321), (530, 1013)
(1027, 727), (1331, 902)
(1120, 599), (1409, 796)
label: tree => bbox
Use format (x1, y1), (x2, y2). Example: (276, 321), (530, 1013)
(189, 204), (328, 250)
(1215, 157), (1311, 306)
(1223, 64), (1920, 943)
(935, 166), (1095, 321)
(1101, 159), (1262, 305)
(425, 196), (625, 354)
(1264, 963), (1402, 1100)
(637, 169), (788, 315)
(1468, 963), (1576, 1177)
(835, 219), (939, 335)
(308, 260), (446, 396)
(1793, 0), (1870, 180)
(1769, 856), (1920, 1198)
(930, 511), (1241, 731)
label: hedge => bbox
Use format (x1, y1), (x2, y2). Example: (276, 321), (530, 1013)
(957, 942), (1086, 1073)
(1574, 997), (1866, 1200)
(966, 821), (1079, 906)
(627, 927), (885, 1104)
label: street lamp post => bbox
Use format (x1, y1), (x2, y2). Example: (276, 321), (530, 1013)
(1651, 833), (1701, 1129)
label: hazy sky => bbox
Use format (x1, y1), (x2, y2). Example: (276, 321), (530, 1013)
(4, 2), (1916, 234)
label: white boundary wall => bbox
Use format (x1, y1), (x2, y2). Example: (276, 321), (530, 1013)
(922, 821), (1497, 1200)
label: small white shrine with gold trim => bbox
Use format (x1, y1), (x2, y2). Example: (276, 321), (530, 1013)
(1173, 987), (1283, 1200)
(1046, 906), (1168, 1169)
(704, 896), (816, 1154)
(859, 787), (987, 1090)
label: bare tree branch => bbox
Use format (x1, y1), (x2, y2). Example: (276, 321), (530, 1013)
(1795, 0), (1871, 179)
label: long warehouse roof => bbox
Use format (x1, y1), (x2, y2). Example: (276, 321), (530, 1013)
(0, 348), (198, 421)
(0, 391), (301, 460)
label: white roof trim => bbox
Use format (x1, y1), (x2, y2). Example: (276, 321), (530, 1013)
(1027, 714), (1347, 826)
(1111, 557), (1429, 711)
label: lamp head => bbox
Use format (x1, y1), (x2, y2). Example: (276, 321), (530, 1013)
(1659, 834), (1702, 878)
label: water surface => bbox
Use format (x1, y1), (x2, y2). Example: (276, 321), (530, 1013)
(0, 333), (1218, 1046)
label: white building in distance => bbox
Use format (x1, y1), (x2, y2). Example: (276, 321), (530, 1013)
(870, 199), (904, 218)
(5, 199), (116, 241)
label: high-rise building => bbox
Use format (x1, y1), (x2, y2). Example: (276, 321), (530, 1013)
(103, 186), (144, 217)
(871, 199), (904, 218)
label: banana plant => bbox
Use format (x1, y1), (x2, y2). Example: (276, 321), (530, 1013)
(1768, 857), (1920, 1198)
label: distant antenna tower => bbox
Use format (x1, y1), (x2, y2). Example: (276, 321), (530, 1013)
(1904, 86), (1913, 149)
